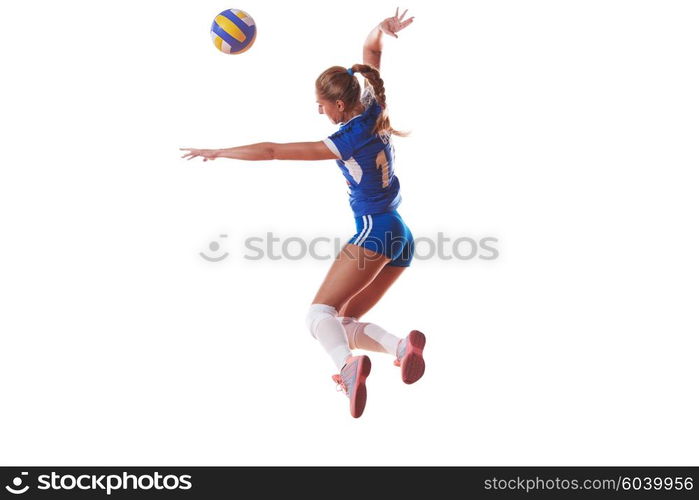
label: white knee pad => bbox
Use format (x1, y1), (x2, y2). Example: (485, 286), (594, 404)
(338, 316), (359, 349)
(305, 304), (338, 339)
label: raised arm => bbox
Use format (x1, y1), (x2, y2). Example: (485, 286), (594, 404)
(180, 141), (337, 162)
(363, 8), (415, 70)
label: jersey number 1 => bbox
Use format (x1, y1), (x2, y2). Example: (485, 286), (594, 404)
(376, 150), (389, 188)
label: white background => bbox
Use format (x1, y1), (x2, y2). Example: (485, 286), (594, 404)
(1, 0), (698, 465)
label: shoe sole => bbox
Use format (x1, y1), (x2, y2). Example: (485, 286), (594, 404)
(349, 356), (372, 418)
(401, 330), (426, 385)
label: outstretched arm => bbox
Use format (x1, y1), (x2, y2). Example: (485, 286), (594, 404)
(180, 141), (337, 162)
(363, 8), (415, 70)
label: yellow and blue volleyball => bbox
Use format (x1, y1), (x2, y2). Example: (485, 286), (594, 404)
(210, 9), (256, 54)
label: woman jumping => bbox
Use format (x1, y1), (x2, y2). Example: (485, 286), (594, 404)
(181, 9), (424, 418)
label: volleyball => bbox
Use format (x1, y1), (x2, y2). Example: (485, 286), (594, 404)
(210, 9), (257, 54)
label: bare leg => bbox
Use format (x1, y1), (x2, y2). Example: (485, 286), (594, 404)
(334, 265), (408, 356)
(338, 265), (406, 320)
(312, 244), (390, 308)
(307, 244), (389, 369)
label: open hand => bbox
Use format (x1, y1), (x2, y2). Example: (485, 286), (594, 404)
(180, 148), (219, 161)
(379, 7), (414, 38)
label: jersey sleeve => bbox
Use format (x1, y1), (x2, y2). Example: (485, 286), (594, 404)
(323, 128), (356, 161)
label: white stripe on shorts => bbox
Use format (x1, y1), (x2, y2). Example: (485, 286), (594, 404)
(353, 215), (369, 245)
(356, 215), (373, 245)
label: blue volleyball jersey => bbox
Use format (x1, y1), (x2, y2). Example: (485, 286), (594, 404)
(322, 88), (402, 217)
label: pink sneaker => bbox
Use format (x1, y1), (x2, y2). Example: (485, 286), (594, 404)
(332, 355), (371, 418)
(394, 330), (426, 384)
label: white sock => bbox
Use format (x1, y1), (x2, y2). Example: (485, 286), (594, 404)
(339, 316), (402, 356)
(306, 304), (352, 370)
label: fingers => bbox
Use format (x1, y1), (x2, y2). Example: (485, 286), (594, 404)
(395, 6), (399, 18)
(399, 17), (414, 29)
(180, 148), (202, 160)
(180, 148), (214, 161)
(399, 8), (408, 21)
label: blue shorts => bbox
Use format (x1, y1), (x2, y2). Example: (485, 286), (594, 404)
(348, 210), (415, 267)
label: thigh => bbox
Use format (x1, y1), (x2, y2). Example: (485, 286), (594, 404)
(312, 243), (391, 309)
(338, 264), (407, 320)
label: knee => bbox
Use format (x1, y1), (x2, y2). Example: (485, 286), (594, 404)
(338, 316), (359, 349)
(305, 303), (338, 338)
